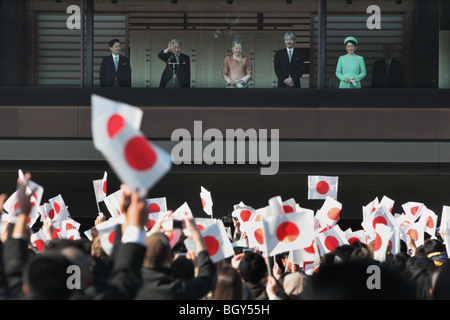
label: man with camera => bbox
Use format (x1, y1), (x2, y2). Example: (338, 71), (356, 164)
(134, 213), (215, 300)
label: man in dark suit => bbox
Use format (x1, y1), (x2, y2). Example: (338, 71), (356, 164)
(99, 39), (132, 87)
(372, 44), (403, 88)
(158, 39), (191, 88)
(274, 32), (305, 88)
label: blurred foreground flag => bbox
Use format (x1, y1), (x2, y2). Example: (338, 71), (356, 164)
(308, 176), (338, 200)
(91, 94), (171, 195)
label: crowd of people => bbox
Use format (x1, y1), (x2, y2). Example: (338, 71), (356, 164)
(0, 172), (449, 301)
(99, 32), (403, 90)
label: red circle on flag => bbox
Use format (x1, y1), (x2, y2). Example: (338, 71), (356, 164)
(102, 181), (107, 194)
(52, 228), (60, 239)
(54, 202), (61, 214)
(33, 239), (46, 252)
(201, 198), (205, 209)
(148, 203), (160, 213)
(124, 136), (157, 171)
(327, 207), (341, 221)
(304, 241), (315, 254)
(108, 230), (116, 244)
(283, 205), (294, 213)
(276, 222), (299, 243)
(48, 209), (55, 220)
(426, 216), (434, 228)
(146, 219), (155, 229)
(240, 210), (252, 222)
(316, 181), (330, 195)
(196, 224), (204, 231)
(324, 235), (339, 251)
(107, 114), (125, 139)
(410, 206), (420, 215)
(254, 228), (264, 245)
(65, 223), (74, 230)
(407, 228), (419, 241)
(374, 233), (382, 251)
(348, 237), (360, 245)
(204, 235), (220, 256)
(372, 216), (388, 229)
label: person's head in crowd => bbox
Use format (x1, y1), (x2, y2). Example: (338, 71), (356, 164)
(423, 239), (449, 266)
(170, 254), (195, 280)
(22, 250), (73, 300)
(408, 266), (434, 300)
(212, 264), (243, 300)
(333, 244), (355, 262)
(311, 259), (416, 299)
(238, 251), (267, 284)
(431, 261), (450, 299)
(143, 232), (172, 268)
(282, 272), (312, 300)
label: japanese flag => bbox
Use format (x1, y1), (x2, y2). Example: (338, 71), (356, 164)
(315, 196), (342, 228)
(345, 229), (365, 245)
(373, 224), (394, 262)
(61, 218), (81, 231)
(145, 197), (167, 214)
(244, 221), (265, 250)
(4, 175), (44, 221)
(262, 210), (315, 257)
(58, 228), (81, 240)
(93, 171), (108, 203)
(194, 217), (218, 231)
(172, 202), (193, 220)
(31, 229), (48, 252)
(402, 201), (424, 222)
(231, 202), (256, 225)
(96, 217), (122, 256)
(48, 194), (71, 223)
(282, 198), (297, 214)
(361, 205), (397, 242)
(401, 221), (425, 248)
(91, 94), (172, 195)
(380, 195), (395, 213)
(104, 189), (124, 218)
(440, 206), (450, 234)
(184, 220), (234, 263)
(418, 207), (437, 237)
(362, 197), (379, 220)
(316, 225), (348, 255)
(200, 186), (213, 216)
(308, 175), (338, 200)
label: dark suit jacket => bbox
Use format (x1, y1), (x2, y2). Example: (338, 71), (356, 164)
(134, 250), (215, 300)
(99, 54), (132, 87)
(274, 48), (305, 88)
(372, 58), (403, 88)
(157, 50), (191, 88)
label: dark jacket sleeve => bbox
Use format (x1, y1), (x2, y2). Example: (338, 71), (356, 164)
(180, 250), (215, 299)
(3, 236), (30, 299)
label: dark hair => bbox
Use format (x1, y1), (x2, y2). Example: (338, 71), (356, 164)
(170, 256), (195, 280)
(345, 40), (357, 47)
(143, 233), (171, 268)
(23, 251), (73, 300)
(109, 39), (121, 48)
(213, 264), (243, 300)
(238, 252), (267, 284)
(423, 239), (445, 255)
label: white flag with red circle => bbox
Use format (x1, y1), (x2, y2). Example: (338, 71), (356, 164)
(262, 210), (315, 257)
(308, 176), (338, 200)
(104, 189), (124, 218)
(400, 221), (425, 248)
(200, 186), (213, 216)
(48, 194), (71, 223)
(440, 206), (450, 234)
(316, 225), (348, 255)
(184, 220), (234, 263)
(96, 217), (122, 256)
(402, 201), (424, 222)
(380, 195), (395, 213)
(362, 197), (379, 220)
(93, 171), (108, 203)
(282, 198), (297, 214)
(194, 217), (218, 232)
(91, 94), (172, 195)
(315, 196), (342, 228)
(172, 202), (193, 220)
(31, 229), (48, 252)
(231, 202), (256, 225)
(361, 205), (398, 242)
(345, 229), (365, 246)
(145, 197), (167, 214)
(418, 207), (437, 237)
(373, 224), (394, 262)
(58, 228), (81, 240)
(245, 221), (266, 250)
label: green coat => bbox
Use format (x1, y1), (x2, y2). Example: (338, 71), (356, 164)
(335, 54), (366, 88)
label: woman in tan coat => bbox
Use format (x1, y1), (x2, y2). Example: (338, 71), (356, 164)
(222, 39), (253, 88)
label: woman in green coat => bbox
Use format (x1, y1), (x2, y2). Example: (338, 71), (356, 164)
(335, 36), (366, 88)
